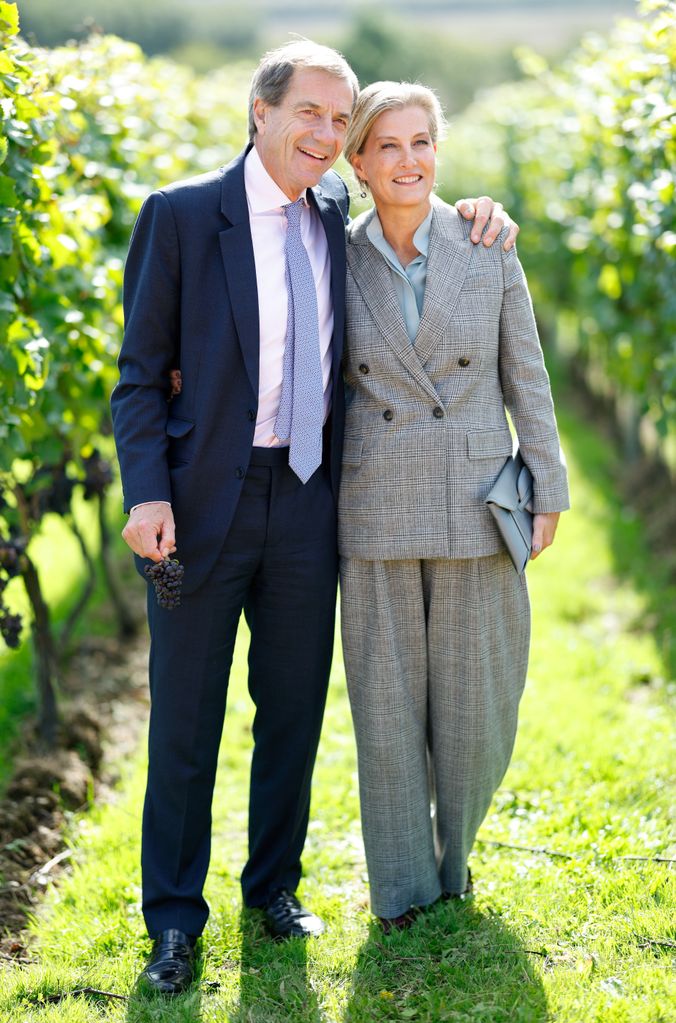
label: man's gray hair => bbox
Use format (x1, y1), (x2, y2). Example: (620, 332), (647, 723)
(248, 39), (359, 141)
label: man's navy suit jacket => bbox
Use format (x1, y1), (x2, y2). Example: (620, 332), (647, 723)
(111, 145), (350, 595)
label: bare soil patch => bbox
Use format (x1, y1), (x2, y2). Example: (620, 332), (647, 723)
(0, 622), (150, 959)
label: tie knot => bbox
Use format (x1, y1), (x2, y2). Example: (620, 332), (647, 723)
(284, 197), (305, 227)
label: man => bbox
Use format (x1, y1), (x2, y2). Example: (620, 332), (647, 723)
(111, 39), (517, 995)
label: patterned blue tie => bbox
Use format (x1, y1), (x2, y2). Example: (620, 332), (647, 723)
(274, 197), (324, 484)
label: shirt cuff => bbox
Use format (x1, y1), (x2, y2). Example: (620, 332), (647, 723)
(129, 501), (172, 514)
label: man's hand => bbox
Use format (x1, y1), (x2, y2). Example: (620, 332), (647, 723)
(530, 512), (560, 561)
(122, 502), (176, 562)
(455, 196), (520, 251)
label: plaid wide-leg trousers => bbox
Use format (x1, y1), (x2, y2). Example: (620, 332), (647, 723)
(340, 552), (530, 919)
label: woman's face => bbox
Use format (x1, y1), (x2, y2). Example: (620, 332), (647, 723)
(350, 104), (436, 215)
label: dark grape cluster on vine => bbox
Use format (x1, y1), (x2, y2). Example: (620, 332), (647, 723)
(25, 464), (75, 520)
(0, 536), (25, 579)
(144, 558), (185, 610)
(82, 449), (114, 501)
(0, 609), (22, 648)
(0, 535), (25, 649)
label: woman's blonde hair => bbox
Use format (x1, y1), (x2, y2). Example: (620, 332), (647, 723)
(343, 81), (446, 190)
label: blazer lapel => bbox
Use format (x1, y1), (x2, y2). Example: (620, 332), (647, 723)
(347, 213), (442, 404)
(219, 146), (259, 396)
(414, 203), (472, 366)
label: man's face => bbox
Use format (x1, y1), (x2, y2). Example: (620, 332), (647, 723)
(253, 67), (354, 200)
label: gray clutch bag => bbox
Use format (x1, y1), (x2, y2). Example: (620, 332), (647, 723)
(485, 450), (533, 574)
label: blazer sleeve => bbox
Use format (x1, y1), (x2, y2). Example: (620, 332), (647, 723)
(110, 190), (180, 512)
(498, 241), (570, 514)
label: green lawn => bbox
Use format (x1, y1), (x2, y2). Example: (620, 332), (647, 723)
(0, 394), (674, 1023)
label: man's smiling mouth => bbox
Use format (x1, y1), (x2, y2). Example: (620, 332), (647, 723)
(298, 147), (328, 161)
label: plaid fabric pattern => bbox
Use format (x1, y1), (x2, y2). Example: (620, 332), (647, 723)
(340, 552), (530, 918)
(338, 197), (569, 560)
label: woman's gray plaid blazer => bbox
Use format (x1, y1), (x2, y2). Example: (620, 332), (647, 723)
(338, 198), (569, 558)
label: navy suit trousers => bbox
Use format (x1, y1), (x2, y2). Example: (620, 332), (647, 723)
(141, 448), (338, 938)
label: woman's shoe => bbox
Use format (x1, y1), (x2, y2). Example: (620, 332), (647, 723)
(377, 908), (421, 934)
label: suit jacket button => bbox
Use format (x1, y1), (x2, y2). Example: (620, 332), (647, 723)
(383, 409), (394, 421)
(433, 406), (444, 419)
(359, 363), (370, 374)
(458, 357), (471, 367)
(247, 409), (256, 421)
(235, 466), (245, 479)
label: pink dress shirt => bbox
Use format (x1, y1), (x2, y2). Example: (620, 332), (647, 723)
(245, 144), (334, 447)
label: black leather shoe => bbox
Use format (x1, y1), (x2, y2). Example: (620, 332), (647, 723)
(138, 928), (197, 995)
(263, 888), (325, 939)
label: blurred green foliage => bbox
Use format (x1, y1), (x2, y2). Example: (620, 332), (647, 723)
(0, 8), (249, 479)
(438, 0), (676, 465)
(339, 14), (521, 113)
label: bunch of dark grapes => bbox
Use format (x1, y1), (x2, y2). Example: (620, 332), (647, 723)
(144, 558), (184, 610)
(0, 540), (24, 650)
(82, 450), (114, 501)
(0, 536), (25, 579)
(0, 609), (22, 648)
(24, 465), (75, 520)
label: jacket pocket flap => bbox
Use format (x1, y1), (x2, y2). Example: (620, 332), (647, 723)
(466, 429), (513, 459)
(166, 416), (195, 439)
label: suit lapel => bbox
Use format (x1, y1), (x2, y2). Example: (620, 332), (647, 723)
(347, 212), (442, 404)
(219, 147), (259, 396)
(414, 204), (472, 366)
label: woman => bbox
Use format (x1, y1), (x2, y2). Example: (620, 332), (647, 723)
(339, 82), (569, 930)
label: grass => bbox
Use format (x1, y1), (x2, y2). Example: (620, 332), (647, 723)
(0, 387), (674, 1022)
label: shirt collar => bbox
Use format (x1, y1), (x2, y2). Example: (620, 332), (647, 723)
(366, 206), (433, 266)
(245, 145), (308, 214)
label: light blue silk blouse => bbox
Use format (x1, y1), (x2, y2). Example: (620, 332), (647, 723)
(365, 207), (433, 343)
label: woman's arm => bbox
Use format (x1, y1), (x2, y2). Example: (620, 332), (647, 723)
(497, 239), (570, 536)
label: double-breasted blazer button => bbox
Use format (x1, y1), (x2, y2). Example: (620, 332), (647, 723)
(247, 408), (256, 421)
(458, 357), (471, 367)
(235, 466), (245, 479)
(359, 363), (370, 374)
(433, 406), (444, 419)
(383, 409), (394, 421)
